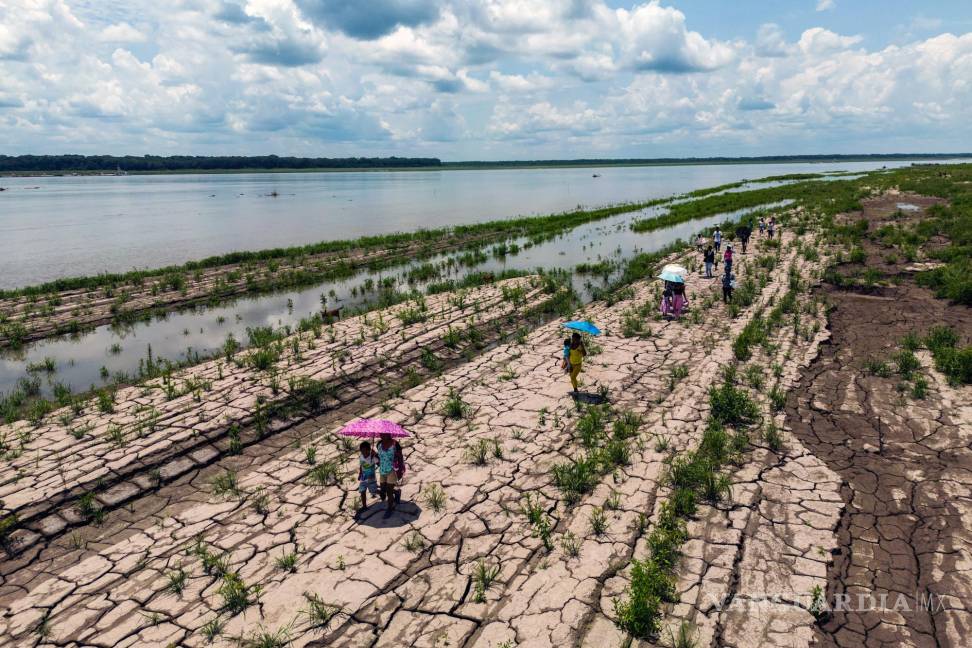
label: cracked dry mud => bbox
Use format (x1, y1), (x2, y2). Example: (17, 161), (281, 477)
(784, 193), (972, 648)
(1, 206), (967, 648)
(785, 199), (972, 646)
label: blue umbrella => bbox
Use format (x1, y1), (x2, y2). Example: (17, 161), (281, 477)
(658, 271), (685, 283)
(562, 320), (602, 336)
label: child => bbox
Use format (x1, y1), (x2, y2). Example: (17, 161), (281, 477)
(758, 218), (766, 236)
(561, 338), (571, 373)
(357, 441), (378, 512)
(568, 332), (587, 393)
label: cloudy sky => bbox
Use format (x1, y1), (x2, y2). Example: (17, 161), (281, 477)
(1, 0), (970, 159)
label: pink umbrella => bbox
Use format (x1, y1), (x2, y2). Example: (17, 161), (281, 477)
(338, 418), (410, 439)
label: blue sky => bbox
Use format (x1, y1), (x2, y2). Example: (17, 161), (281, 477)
(1, 0), (970, 159)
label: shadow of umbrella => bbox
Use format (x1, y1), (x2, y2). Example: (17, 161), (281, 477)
(354, 500), (423, 528)
(570, 391), (608, 405)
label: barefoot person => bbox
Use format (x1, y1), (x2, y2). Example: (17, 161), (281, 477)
(568, 332), (586, 393)
(376, 432), (405, 518)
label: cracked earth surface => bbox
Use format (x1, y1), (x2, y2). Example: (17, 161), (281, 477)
(788, 194), (972, 648)
(790, 295), (972, 645)
(1, 202), (968, 648)
(0, 277), (556, 551)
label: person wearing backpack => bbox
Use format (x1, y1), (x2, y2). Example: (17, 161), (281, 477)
(376, 432), (406, 518)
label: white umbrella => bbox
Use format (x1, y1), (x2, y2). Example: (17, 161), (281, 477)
(661, 263), (688, 277)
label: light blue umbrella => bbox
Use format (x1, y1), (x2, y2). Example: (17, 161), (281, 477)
(658, 271), (685, 283)
(562, 320), (602, 336)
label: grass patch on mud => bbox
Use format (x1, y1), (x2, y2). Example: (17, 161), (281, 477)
(614, 374), (758, 639)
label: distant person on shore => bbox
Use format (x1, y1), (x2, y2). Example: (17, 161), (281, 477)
(568, 332), (587, 393)
(722, 272), (735, 303)
(713, 227), (722, 252)
(703, 245), (715, 278)
(758, 217), (766, 236)
(768, 217), (776, 238)
(695, 233), (705, 253)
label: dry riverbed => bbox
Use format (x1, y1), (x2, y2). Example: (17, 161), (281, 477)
(0, 200), (968, 648)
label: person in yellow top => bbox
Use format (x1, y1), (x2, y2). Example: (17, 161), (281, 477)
(567, 332), (587, 393)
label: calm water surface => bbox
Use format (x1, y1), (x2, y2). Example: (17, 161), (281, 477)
(0, 159), (960, 397)
(0, 201), (774, 395)
(0, 160), (939, 289)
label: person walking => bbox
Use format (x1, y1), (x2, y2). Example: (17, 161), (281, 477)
(722, 271), (735, 303)
(567, 332), (586, 393)
(376, 432), (406, 518)
(661, 281), (673, 317)
(713, 227), (722, 252)
(356, 441), (379, 513)
(768, 217), (776, 238)
(758, 217), (766, 236)
(703, 245), (715, 278)
(723, 244), (733, 276)
(672, 281), (686, 318)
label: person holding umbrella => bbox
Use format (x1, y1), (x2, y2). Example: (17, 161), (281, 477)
(339, 419), (409, 519)
(657, 268), (686, 318)
(567, 332), (586, 393)
(561, 321), (599, 394)
(376, 433), (406, 518)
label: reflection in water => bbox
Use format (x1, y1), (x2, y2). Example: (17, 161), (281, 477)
(0, 203), (761, 396)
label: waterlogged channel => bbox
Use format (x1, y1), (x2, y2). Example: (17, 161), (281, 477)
(0, 202), (763, 396)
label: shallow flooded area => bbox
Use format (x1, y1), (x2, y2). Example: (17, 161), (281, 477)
(0, 160), (919, 289)
(0, 202), (757, 395)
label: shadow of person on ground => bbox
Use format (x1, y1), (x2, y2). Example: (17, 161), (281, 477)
(570, 391), (608, 405)
(355, 500), (423, 528)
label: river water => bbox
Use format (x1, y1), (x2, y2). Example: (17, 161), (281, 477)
(0, 159), (957, 397)
(0, 160), (938, 290)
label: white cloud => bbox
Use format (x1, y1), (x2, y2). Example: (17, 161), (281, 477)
(816, 0), (836, 11)
(798, 27), (863, 55)
(0, 0), (969, 157)
(755, 23), (789, 57)
(614, 2), (735, 73)
(98, 23), (146, 43)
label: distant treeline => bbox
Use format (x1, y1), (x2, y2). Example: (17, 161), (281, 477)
(2, 152), (968, 174)
(441, 153), (972, 168)
(0, 155), (442, 173)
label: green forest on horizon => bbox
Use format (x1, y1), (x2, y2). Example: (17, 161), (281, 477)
(1, 152), (969, 175)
